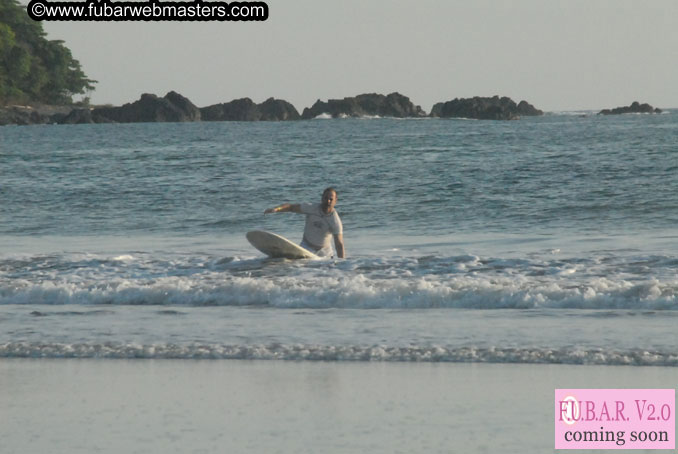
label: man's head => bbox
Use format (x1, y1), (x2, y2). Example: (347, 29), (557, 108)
(321, 187), (337, 213)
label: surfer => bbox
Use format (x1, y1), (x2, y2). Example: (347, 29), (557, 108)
(264, 187), (345, 258)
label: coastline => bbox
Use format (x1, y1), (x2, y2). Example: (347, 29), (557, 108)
(1, 97), (670, 126)
(0, 92), (547, 125)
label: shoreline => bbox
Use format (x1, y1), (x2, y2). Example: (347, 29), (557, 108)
(2, 359), (676, 454)
(3, 93), (668, 126)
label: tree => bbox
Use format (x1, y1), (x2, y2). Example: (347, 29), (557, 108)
(0, 0), (95, 104)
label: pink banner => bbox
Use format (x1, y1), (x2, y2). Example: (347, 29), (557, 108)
(555, 389), (675, 450)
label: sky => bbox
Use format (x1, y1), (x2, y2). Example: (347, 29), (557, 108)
(37, 0), (678, 112)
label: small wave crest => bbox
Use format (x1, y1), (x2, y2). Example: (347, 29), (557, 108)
(1, 273), (677, 309)
(1, 253), (677, 309)
(2, 342), (676, 366)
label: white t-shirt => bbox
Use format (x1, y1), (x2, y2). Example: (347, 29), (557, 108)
(299, 203), (342, 254)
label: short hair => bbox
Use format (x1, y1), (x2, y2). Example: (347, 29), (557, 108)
(323, 187), (337, 196)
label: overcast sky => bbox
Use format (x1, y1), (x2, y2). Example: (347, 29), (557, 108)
(40, 0), (678, 112)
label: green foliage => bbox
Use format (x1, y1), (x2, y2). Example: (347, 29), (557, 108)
(0, 0), (95, 105)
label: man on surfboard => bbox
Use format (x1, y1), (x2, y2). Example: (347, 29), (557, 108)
(264, 187), (345, 258)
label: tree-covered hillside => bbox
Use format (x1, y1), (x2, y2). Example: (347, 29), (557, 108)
(0, 0), (95, 105)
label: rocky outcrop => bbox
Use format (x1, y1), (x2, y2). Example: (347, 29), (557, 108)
(2, 92), (549, 126)
(301, 92), (426, 119)
(201, 98), (259, 121)
(0, 104), (74, 125)
(258, 98), (300, 121)
(516, 100), (543, 116)
(55, 108), (117, 124)
(90, 91), (201, 123)
(599, 102), (662, 115)
(2, 94), (300, 125)
(0, 106), (47, 125)
(55, 108), (95, 124)
(200, 97), (300, 121)
(430, 96), (543, 120)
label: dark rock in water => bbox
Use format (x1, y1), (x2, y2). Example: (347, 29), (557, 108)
(57, 108), (94, 124)
(0, 106), (46, 125)
(200, 97), (300, 121)
(301, 92), (426, 119)
(0, 104), (74, 125)
(201, 98), (260, 121)
(258, 98), (301, 121)
(430, 96), (543, 120)
(91, 91), (201, 123)
(302, 97), (359, 119)
(164, 91), (201, 121)
(598, 101), (662, 115)
(516, 100), (543, 117)
(56, 108), (117, 124)
(4, 93), (300, 125)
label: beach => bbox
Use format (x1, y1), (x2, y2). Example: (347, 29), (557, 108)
(1, 359), (675, 454)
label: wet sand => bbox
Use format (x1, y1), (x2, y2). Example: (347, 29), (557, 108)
(1, 359), (675, 454)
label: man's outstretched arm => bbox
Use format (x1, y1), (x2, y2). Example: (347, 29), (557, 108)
(264, 203), (302, 214)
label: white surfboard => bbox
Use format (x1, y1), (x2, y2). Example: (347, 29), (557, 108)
(246, 230), (319, 259)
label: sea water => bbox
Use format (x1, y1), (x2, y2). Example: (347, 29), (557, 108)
(1, 113), (677, 363)
(1, 113), (678, 451)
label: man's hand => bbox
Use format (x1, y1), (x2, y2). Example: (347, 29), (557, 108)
(264, 204), (301, 214)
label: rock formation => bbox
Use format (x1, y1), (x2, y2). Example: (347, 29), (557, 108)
(0, 106), (48, 125)
(91, 91), (201, 123)
(1, 92), (549, 125)
(599, 102), (662, 115)
(301, 92), (426, 119)
(200, 98), (300, 121)
(430, 96), (543, 120)
(200, 98), (260, 121)
(0, 105), (72, 125)
(258, 98), (300, 121)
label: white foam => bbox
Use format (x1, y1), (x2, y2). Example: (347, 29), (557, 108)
(2, 342), (676, 365)
(2, 253), (677, 309)
(1, 269), (677, 310)
(547, 110), (596, 117)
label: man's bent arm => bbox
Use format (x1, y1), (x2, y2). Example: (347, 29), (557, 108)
(264, 203), (302, 214)
(334, 233), (345, 259)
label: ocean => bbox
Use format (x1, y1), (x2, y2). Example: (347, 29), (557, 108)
(1, 112), (677, 453)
